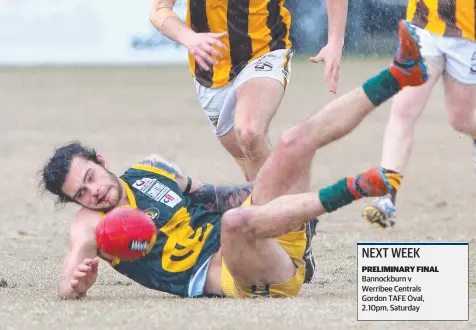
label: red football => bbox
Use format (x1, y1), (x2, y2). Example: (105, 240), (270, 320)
(95, 207), (158, 262)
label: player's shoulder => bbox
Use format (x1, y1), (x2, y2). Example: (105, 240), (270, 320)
(76, 207), (102, 220)
(72, 208), (101, 232)
(69, 208), (101, 245)
(136, 154), (184, 178)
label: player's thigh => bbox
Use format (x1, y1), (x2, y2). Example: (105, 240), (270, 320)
(438, 37), (476, 126)
(220, 200), (305, 297)
(234, 78), (284, 136)
(221, 222), (296, 286)
(233, 49), (292, 136)
(239, 53), (310, 203)
(443, 74), (476, 127)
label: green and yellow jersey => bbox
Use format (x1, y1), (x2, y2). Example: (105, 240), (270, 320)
(99, 162), (222, 298)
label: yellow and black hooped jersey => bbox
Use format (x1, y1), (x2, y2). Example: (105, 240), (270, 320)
(104, 163), (222, 298)
(186, 0), (292, 88)
(407, 0), (476, 41)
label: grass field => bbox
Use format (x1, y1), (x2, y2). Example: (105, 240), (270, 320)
(1, 58), (475, 329)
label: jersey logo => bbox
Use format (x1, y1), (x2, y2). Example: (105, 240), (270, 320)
(254, 60), (273, 72)
(132, 178), (156, 192)
(210, 116), (219, 127)
(204, 107), (220, 128)
(159, 190), (181, 208)
(132, 177), (183, 208)
(144, 207), (160, 221)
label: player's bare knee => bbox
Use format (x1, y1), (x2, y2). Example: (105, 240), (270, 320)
(221, 207), (264, 242)
(235, 124), (266, 154)
(279, 129), (297, 147)
(278, 127), (311, 155)
(221, 207), (252, 234)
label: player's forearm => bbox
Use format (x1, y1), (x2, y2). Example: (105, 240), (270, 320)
(149, 1), (195, 46)
(326, 0), (348, 47)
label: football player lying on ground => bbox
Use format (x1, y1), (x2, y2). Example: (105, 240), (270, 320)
(40, 21), (427, 299)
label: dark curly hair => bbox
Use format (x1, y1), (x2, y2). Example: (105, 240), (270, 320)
(39, 141), (101, 206)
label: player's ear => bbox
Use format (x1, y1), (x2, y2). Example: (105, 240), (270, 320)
(97, 154), (109, 168)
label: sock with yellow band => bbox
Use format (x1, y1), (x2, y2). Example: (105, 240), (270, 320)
(380, 168), (403, 204)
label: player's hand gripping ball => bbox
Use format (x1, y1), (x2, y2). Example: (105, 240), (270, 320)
(95, 207), (158, 263)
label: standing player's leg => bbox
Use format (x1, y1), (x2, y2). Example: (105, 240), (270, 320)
(362, 57), (443, 228)
(232, 77), (283, 181)
(363, 29), (476, 228)
(443, 74), (476, 165)
(219, 20), (428, 296)
(214, 76), (283, 182)
(193, 50), (291, 183)
(193, 78), (255, 180)
(439, 37), (476, 167)
(225, 49), (292, 182)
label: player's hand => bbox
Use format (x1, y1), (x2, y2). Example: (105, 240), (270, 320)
(183, 32), (228, 71)
(70, 257), (99, 297)
(309, 43), (343, 94)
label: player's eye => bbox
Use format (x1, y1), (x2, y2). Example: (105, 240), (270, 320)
(88, 172), (94, 182)
(77, 189), (84, 198)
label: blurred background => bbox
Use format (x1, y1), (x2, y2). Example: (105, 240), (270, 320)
(0, 0), (408, 66)
(288, 0), (407, 54)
